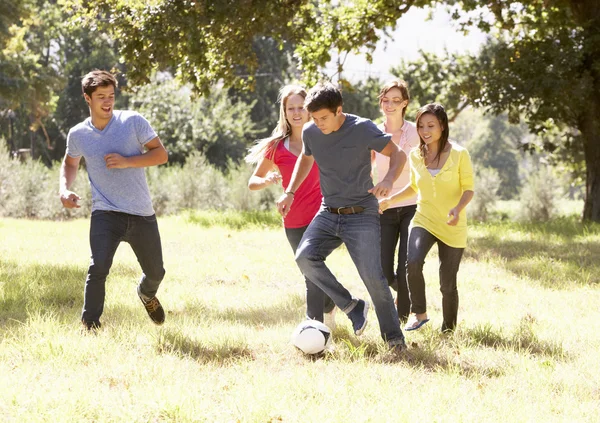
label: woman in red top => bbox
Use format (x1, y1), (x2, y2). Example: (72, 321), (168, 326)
(246, 85), (336, 326)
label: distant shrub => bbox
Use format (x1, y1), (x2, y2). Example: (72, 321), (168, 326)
(0, 144), (282, 220)
(469, 166), (501, 222)
(518, 166), (557, 222)
(0, 143), (90, 220)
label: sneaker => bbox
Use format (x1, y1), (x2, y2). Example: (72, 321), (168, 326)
(137, 286), (165, 325)
(347, 299), (369, 336)
(389, 340), (407, 354)
(323, 307), (337, 331)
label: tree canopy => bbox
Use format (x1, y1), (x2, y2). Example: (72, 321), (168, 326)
(65, 0), (430, 92)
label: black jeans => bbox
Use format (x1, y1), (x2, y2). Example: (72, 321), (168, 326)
(406, 226), (464, 332)
(380, 205), (416, 322)
(285, 225), (335, 321)
(82, 210), (166, 325)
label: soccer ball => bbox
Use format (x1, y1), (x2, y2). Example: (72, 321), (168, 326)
(291, 320), (332, 355)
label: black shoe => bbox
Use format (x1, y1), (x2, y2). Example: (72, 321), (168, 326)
(137, 286), (165, 325)
(347, 299), (369, 335)
(82, 320), (101, 332)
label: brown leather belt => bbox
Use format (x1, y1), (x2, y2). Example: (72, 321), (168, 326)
(325, 206), (365, 215)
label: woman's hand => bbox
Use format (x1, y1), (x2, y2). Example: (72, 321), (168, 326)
(379, 198), (390, 214)
(264, 171), (282, 186)
(447, 207), (460, 226)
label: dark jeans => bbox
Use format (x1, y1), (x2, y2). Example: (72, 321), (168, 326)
(285, 226), (335, 321)
(380, 205), (416, 322)
(295, 209), (404, 344)
(82, 210), (166, 325)
(406, 226), (464, 332)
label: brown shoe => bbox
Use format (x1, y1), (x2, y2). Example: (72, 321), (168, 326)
(137, 286), (165, 325)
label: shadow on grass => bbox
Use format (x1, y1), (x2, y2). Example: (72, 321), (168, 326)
(317, 328), (506, 377)
(168, 294), (306, 327)
(0, 259), (138, 327)
(467, 219), (600, 288)
(154, 327), (254, 363)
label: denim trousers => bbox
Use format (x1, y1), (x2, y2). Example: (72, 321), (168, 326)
(406, 226), (464, 332)
(380, 205), (416, 322)
(82, 210), (166, 324)
(295, 209), (404, 343)
(285, 226), (336, 321)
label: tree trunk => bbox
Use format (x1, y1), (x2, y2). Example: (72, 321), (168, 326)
(578, 3), (600, 222)
(581, 97), (600, 222)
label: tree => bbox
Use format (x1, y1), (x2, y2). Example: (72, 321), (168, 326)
(130, 76), (258, 170)
(227, 37), (301, 140)
(0, 1), (63, 160)
(67, 0), (431, 93)
(438, 0), (600, 221)
(0, 0), (126, 163)
(340, 77), (382, 121)
(390, 50), (475, 123)
(0, 0), (30, 47)
(468, 114), (524, 199)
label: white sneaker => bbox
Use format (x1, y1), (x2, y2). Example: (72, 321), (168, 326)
(323, 307), (337, 331)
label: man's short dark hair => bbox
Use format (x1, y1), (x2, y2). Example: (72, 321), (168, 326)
(81, 70), (118, 97)
(305, 82), (343, 114)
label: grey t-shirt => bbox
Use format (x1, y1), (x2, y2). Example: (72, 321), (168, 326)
(303, 114), (391, 209)
(66, 110), (157, 216)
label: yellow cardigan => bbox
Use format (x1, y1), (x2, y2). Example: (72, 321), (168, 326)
(409, 143), (474, 248)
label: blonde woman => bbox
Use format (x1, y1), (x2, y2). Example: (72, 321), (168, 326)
(372, 80), (420, 322)
(380, 103), (474, 332)
(246, 85), (336, 326)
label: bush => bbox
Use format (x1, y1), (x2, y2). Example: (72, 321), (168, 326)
(0, 143), (282, 220)
(469, 166), (501, 222)
(0, 143), (90, 220)
(518, 166), (557, 222)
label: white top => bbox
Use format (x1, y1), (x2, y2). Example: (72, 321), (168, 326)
(374, 120), (420, 207)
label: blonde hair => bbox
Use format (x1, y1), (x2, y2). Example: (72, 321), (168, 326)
(245, 84), (307, 164)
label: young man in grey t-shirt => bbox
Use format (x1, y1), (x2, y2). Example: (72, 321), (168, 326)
(277, 82), (407, 350)
(59, 70), (168, 331)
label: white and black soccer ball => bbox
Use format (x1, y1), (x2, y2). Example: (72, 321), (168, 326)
(291, 320), (332, 355)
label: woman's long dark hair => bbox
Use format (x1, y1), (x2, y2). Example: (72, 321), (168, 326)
(415, 103), (449, 167)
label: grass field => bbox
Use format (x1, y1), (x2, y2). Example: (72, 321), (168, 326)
(1, 208), (599, 422)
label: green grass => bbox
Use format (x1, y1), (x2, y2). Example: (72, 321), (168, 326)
(1, 212), (600, 422)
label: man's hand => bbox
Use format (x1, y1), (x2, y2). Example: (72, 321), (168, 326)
(104, 153), (130, 169)
(60, 190), (81, 209)
(276, 192), (294, 217)
(447, 207), (460, 226)
(368, 180), (393, 198)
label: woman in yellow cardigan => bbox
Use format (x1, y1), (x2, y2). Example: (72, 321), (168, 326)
(379, 103), (474, 332)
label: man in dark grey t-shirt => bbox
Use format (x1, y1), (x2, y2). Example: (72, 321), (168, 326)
(277, 83), (407, 350)
(59, 70), (169, 331)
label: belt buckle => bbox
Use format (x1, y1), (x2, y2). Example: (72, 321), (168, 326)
(337, 207), (344, 214)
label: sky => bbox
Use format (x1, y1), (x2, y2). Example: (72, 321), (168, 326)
(326, 5), (489, 82)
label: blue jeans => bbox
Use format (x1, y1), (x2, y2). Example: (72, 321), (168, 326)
(406, 227), (464, 332)
(82, 210), (166, 324)
(380, 205), (416, 322)
(295, 209), (404, 344)
(285, 226), (335, 321)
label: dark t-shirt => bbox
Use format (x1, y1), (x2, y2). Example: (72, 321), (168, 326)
(303, 114), (391, 209)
